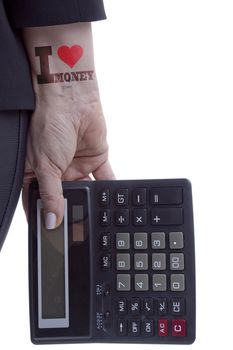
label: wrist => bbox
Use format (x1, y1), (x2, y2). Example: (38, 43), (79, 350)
(22, 22), (97, 91)
(34, 80), (101, 110)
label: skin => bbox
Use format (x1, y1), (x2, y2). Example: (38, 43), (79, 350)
(22, 22), (115, 228)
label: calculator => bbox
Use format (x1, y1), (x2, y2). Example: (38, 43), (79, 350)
(28, 179), (195, 344)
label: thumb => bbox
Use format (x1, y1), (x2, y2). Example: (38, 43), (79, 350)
(36, 167), (64, 230)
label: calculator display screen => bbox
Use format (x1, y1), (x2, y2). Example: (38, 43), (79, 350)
(40, 213), (66, 319)
(37, 199), (69, 329)
(35, 188), (91, 336)
(72, 205), (84, 242)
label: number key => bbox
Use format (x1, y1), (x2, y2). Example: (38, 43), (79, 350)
(171, 274), (185, 292)
(134, 232), (148, 249)
(116, 233), (130, 250)
(152, 253), (166, 270)
(135, 274), (149, 291)
(151, 232), (165, 249)
(170, 253), (184, 270)
(116, 254), (130, 270)
(117, 274), (131, 291)
(153, 274), (167, 291)
(134, 253), (148, 270)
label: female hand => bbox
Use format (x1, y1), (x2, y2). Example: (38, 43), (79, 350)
(22, 22), (115, 229)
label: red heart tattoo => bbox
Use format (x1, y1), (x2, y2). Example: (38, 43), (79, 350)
(57, 45), (83, 68)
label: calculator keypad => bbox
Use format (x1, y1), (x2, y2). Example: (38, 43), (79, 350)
(96, 183), (194, 343)
(116, 296), (187, 337)
(114, 232), (186, 292)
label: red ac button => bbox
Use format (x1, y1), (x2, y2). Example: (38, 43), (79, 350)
(172, 319), (186, 337)
(158, 319), (168, 337)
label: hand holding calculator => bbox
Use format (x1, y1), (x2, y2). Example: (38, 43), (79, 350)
(28, 178), (195, 344)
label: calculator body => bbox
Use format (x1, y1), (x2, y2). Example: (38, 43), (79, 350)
(28, 179), (195, 344)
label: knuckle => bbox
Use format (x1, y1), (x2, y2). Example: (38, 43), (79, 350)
(40, 192), (62, 203)
(35, 158), (62, 179)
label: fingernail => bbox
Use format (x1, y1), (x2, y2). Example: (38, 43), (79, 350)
(45, 212), (57, 230)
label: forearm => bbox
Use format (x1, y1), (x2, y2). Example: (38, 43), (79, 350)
(22, 22), (99, 101)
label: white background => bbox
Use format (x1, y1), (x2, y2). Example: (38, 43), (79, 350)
(1, 0), (233, 349)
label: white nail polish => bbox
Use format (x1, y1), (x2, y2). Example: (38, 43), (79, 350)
(45, 212), (57, 230)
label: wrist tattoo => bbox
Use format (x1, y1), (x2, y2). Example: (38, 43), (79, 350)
(35, 45), (94, 84)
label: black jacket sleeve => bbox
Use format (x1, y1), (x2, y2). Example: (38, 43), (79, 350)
(4, 0), (106, 28)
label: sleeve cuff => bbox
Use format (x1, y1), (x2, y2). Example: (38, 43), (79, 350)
(5, 0), (106, 28)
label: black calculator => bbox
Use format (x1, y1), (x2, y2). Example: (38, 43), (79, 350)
(28, 179), (195, 344)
